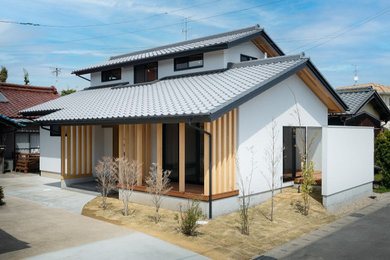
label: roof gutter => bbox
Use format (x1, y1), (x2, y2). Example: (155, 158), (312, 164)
(188, 119), (213, 219)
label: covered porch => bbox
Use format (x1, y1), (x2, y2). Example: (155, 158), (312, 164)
(59, 109), (239, 201)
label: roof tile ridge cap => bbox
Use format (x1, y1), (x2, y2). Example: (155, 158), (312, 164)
(229, 54), (303, 69)
(109, 24), (262, 61)
(0, 83), (53, 90)
(0, 86), (56, 93)
(336, 86), (374, 93)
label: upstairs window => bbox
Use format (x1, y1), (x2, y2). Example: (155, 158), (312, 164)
(134, 62), (158, 84)
(101, 68), (121, 82)
(240, 54), (257, 62)
(174, 54), (203, 71)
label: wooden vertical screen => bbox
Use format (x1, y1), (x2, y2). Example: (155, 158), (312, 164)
(61, 125), (93, 179)
(206, 109), (237, 194)
(203, 123), (210, 195)
(156, 124), (163, 185)
(136, 124), (144, 185)
(179, 123), (185, 192)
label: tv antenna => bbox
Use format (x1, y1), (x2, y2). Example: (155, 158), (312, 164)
(353, 65), (359, 85)
(50, 67), (62, 86)
(182, 17), (190, 40)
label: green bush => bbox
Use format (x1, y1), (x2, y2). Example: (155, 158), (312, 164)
(0, 186), (5, 205)
(177, 200), (204, 236)
(375, 130), (390, 187)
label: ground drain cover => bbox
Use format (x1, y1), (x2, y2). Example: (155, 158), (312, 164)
(349, 213), (365, 218)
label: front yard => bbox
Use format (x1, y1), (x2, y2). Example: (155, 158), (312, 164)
(82, 187), (337, 260)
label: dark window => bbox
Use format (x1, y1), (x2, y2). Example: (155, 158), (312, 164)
(240, 54), (257, 62)
(174, 54), (203, 71)
(162, 123), (204, 185)
(50, 125), (62, 136)
(134, 62), (158, 84)
(101, 68), (121, 82)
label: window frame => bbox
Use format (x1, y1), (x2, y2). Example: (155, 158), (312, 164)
(240, 54), (258, 62)
(101, 68), (122, 82)
(174, 53), (204, 71)
(134, 62), (158, 84)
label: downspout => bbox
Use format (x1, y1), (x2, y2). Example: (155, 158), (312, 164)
(188, 119), (213, 219)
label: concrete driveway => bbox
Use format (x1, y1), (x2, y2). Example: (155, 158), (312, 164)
(258, 194), (390, 260)
(0, 173), (208, 260)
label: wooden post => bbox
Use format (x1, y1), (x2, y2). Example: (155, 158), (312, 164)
(222, 115), (227, 193)
(61, 126), (65, 178)
(233, 108), (237, 190)
(118, 124), (123, 158)
(72, 126), (77, 176)
(217, 118), (222, 193)
(130, 125), (136, 162)
(67, 126), (71, 176)
(125, 125), (130, 161)
(136, 124), (144, 186)
(227, 111), (233, 191)
(78, 126), (82, 175)
(204, 123), (210, 195)
(83, 126), (87, 174)
(156, 124), (163, 185)
(179, 123), (185, 192)
(211, 120), (217, 195)
(88, 126), (92, 175)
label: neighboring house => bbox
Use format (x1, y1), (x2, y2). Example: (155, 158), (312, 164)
(329, 87), (390, 136)
(21, 25), (374, 216)
(0, 83), (59, 171)
(338, 83), (390, 129)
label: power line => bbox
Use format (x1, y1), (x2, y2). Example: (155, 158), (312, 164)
(2, 0), (288, 47)
(0, 0), (221, 28)
(287, 6), (390, 53)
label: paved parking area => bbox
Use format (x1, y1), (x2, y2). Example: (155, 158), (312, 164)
(257, 194), (390, 260)
(0, 173), (208, 260)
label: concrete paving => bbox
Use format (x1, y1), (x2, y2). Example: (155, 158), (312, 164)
(0, 172), (95, 214)
(0, 173), (208, 259)
(257, 194), (390, 260)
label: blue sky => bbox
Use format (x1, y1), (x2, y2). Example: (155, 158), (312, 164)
(1, 0), (390, 91)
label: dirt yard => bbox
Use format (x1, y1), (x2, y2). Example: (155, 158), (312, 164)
(82, 188), (337, 260)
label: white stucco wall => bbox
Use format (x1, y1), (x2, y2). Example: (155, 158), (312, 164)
(40, 128), (61, 174)
(90, 66), (134, 87)
(237, 74), (328, 195)
(322, 126), (374, 196)
(224, 41), (264, 64)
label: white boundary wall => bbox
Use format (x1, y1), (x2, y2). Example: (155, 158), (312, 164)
(322, 126), (374, 212)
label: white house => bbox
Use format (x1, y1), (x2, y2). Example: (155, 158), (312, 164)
(22, 25), (374, 217)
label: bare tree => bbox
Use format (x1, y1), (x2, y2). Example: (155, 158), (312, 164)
(116, 157), (139, 216)
(237, 148), (254, 235)
(95, 156), (117, 210)
(265, 119), (282, 221)
(146, 163), (172, 223)
(289, 88), (317, 215)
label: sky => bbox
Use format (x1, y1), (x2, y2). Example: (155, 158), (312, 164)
(1, 0), (390, 92)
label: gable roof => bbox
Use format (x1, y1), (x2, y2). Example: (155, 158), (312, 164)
(0, 83), (60, 118)
(22, 55), (346, 125)
(335, 86), (390, 121)
(338, 83), (390, 94)
(72, 25), (284, 75)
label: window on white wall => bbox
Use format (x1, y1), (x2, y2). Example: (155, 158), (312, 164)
(240, 54), (257, 62)
(101, 68), (121, 82)
(174, 54), (203, 71)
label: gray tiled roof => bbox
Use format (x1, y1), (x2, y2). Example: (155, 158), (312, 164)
(335, 87), (375, 115)
(22, 55), (309, 124)
(72, 25), (268, 75)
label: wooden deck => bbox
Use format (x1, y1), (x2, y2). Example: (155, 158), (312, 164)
(293, 171), (322, 185)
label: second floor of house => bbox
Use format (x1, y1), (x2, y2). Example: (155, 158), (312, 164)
(72, 25), (284, 88)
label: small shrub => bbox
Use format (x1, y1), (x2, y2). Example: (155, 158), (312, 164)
(0, 186), (5, 205)
(95, 157), (117, 210)
(301, 160), (316, 216)
(146, 163), (172, 223)
(375, 185), (390, 193)
(178, 200), (204, 236)
(375, 130), (390, 187)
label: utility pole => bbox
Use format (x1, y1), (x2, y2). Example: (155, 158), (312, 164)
(50, 67), (62, 87)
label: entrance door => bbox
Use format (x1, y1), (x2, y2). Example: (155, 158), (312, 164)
(283, 127), (306, 182)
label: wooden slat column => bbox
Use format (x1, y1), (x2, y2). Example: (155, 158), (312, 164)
(72, 126), (77, 175)
(217, 118), (222, 193)
(211, 121), (217, 194)
(66, 126), (71, 176)
(136, 124), (144, 186)
(130, 125), (136, 162)
(156, 124), (163, 185)
(232, 108), (237, 190)
(179, 123), (185, 192)
(83, 126), (87, 174)
(118, 124), (123, 158)
(78, 126), (82, 174)
(204, 123), (210, 195)
(125, 125), (130, 161)
(88, 126), (92, 174)
(61, 126), (65, 178)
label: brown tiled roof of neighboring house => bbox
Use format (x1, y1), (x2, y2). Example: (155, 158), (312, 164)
(0, 82), (59, 118)
(337, 83), (390, 94)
